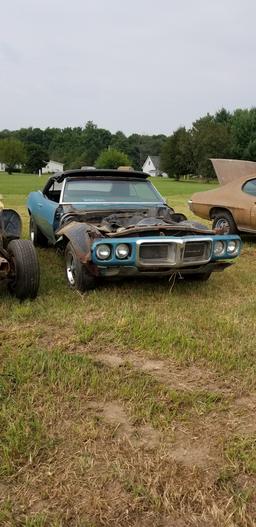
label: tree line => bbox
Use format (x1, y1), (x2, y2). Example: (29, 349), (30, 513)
(0, 108), (256, 177)
(0, 121), (166, 174)
(161, 107), (256, 179)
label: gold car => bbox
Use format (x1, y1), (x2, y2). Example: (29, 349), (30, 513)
(188, 158), (256, 234)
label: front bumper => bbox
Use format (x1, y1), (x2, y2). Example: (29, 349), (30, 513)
(91, 234), (241, 274)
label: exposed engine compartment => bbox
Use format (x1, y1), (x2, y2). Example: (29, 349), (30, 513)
(59, 205), (213, 238)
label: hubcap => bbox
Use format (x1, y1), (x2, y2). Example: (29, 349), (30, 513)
(66, 253), (76, 286)
(215, 218), (230, 232)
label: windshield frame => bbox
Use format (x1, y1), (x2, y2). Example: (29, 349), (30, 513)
(59, 177), (165, 206)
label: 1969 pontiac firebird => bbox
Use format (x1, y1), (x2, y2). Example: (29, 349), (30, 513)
(27, 169), (241, 292)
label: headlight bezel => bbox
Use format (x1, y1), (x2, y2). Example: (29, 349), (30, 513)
(115, 243), (130, 260)
(95, 243), (112, 260)
(213, 240), (226, 257)
(227, 240), (240, 255)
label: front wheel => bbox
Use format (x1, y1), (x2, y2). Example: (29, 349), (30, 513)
(212, 211), (237, 234)
(65, 242), (96, 292)
(8, 239), (40, 299)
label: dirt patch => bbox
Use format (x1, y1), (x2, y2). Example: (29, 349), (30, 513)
(234, 393), (256, 409)
(86, 400), (162, 450)
(93, 351), (232, 395)
(86, 400), (219, 470)
(229, 393), (256, 434)
(102, 401), (133, 436)
(170, 442), (211, 468)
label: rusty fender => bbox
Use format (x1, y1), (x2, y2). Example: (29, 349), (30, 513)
(56, 221), (101, 275)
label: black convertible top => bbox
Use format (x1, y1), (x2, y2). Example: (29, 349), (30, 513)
(42, 169), (149, 194)
(55, 168), (148, 182)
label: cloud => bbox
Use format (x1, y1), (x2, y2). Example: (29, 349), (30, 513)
(1, 0), (256, 133)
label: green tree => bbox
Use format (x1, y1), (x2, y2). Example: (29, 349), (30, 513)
(161, 127), (194, 179)
(191, 114), (232, 179)
(95, 148), (131, 169)
(230, 108), (256, 160)
(81, 121), (112, 165)
(0, 138), (26, 173)
(214, 107), (232, 124)
(24, 143), (48, 173)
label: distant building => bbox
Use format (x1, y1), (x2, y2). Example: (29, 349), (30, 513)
(0, 162), (22, 172)
(41, 160), (64, 174)
(142, 156), (167, 177)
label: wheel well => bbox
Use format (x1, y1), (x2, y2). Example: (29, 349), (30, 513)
(62, 234), (69, 248)
(209, 207), (233, 220)
(56, 234), (69, 251)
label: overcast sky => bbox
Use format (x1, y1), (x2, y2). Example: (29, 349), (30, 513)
(1, 0), (256, 135)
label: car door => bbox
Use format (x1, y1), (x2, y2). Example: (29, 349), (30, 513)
(32, 189), (60, 244)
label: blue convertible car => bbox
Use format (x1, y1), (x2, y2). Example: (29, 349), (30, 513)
(27, 169), (241, 291)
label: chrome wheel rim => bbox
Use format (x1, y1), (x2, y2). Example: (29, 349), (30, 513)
(215, 218), (230, 232)
(66, 253), (76, 286)
(30, 220), (35, 242)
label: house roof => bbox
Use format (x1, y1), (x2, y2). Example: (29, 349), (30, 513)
(47, 160), (64, 166)
(148, 156), (160, 169)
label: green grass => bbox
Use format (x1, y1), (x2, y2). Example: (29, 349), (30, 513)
(1, 173), (256, 526)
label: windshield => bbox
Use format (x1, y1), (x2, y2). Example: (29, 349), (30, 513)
(61, 178), (164, 204)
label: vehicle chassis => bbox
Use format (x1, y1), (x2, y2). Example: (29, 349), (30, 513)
(0, 208), (39, 299)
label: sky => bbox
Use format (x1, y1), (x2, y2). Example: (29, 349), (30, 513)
(1, 0), (256, 135)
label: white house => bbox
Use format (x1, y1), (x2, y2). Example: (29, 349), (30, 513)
(0, 162), (23, 172)
(142, 156), (167, 177)
(41, 160), (64, 174)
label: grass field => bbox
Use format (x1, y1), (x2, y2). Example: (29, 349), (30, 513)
(1, 173), (256, 526)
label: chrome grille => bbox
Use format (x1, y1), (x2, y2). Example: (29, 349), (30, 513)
(138, 242), (177, 266)
(139, 244), (169, 260)
(183, 241), (211, 262)
(136, 238), (212, 267)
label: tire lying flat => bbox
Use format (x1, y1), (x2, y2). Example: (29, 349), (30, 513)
(8, 239), (40, 299)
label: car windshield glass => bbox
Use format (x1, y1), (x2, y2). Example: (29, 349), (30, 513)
(61, 179), (164, 204)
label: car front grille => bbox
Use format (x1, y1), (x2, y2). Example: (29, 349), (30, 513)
(183, 241), (211, 262)
(137, 239), (212, 267)
(139, 244), (169, 261)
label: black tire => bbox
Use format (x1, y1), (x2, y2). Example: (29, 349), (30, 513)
(182, 271), (212, 282)
(64, 242), (96, 292)
(8, 239), (40, 299)
(212, 211), (237, 234)
(29, 216), (48, 247)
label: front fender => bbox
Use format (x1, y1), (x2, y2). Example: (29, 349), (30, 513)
(56, 221), (93, 263)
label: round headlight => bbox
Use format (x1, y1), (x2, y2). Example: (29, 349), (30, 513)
(96, 244), (111, 260)
(214, 240), (226, 256)
(227, 240), (239, 254)
(115, 243), (130, 259)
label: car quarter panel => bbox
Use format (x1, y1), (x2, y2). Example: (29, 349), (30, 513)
(190, 181), (255, 230)
(28, 191), (59, 243)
